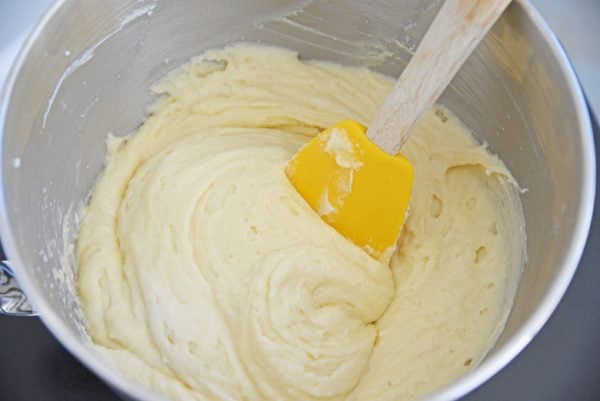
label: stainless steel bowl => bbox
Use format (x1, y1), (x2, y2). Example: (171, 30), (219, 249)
(0, 0), (595, 400)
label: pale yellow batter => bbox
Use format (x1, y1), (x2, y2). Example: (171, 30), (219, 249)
(76, 45), (525, 401)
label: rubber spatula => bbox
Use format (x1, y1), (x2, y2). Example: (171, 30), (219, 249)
(286, 0), (512, 258)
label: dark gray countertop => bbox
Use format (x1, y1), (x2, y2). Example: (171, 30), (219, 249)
(1, 1), (599, 400)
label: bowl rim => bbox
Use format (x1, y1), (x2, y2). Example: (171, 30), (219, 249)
(0, 1), (595, 401)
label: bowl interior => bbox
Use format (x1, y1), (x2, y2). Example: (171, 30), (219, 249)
(1, 0), (593, 399)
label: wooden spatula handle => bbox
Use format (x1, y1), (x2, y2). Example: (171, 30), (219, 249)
(367, 0), (512, 155)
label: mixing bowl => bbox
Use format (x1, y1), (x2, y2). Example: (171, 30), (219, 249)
(0, 0), (595, 400)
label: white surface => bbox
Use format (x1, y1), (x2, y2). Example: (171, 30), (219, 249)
(0, 0), (598, 115)
(0, 1), (53, 91)
(530, 0), (600, 118)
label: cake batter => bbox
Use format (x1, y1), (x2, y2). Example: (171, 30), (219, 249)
(77, 45), (525, 401)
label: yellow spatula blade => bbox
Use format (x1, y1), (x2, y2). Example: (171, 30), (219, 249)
(286, 120), (413, 258)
